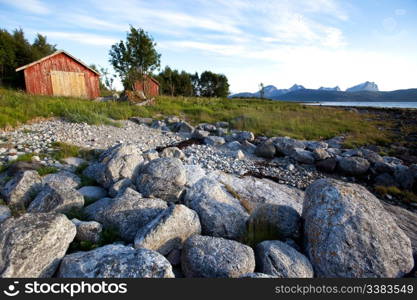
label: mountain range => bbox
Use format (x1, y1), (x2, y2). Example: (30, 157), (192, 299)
(230, 81), (417, 102)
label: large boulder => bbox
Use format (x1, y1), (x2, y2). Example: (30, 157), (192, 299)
(181, 235), (255, 278)
(290, 148), (315, 164)
(136, 158), (186, 202)
(84, 188), (167, 241)
(303, 179), (414, 278)
(338, 156), (370, 175)
(255, 141), (276, 159)
(256, 240), (314, 278)
(28, 183), (84, 213)
(184, 177), (249, 240)
(57, 244), (174, 278)
(393, 165), (414, 190)
(2, 170), (41, 207)
(134, 204), (201, 255)
(316, 157), (337, 173)
(0, 213), (76, 277)
(382, 203), (417, 257)
(273, 137), (306, 156)
(208, 171), (304, 214)
(98, 143), (144, 188)
(246, 204), (301, 245)
(42, 171), (81, 189)
(160, 147), (185, 160)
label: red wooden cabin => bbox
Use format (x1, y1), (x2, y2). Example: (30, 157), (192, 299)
(16, 50), (100, 99)
(134, 76), (160, 97)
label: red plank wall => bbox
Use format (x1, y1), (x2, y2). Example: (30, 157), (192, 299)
(23, 53), (100, 99)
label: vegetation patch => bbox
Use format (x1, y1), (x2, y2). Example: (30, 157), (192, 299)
(0, 88), (395, 147)
(375, 185), (417, 204)
(36, 166), (58, 176)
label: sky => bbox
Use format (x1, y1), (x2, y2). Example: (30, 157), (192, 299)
(1, 0), (417, 93)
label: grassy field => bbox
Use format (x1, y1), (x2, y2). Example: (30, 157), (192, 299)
(0, 88), (392, 147)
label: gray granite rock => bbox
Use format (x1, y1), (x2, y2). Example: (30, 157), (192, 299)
(84, 188), (167, 241)
(134, 204), (201, 255)
(28, 183), (84, 213)
(71, 218), (103, 244)
(256, 240), (314, 278)
(303, 178), (414, 278)
(338, 156), (370, 175)
(42, 170), (81, 189)
(182, 235), (255, 278)
(0, 205), (11, 224)
(78, 186), (107, 201)
(108, 178), (135, 197)
(0, 213), (76, 277)
(136, 158), (186, 202)
(184, 177), (249, 240)
(57, 244), (174, 278)
(2, 170), (41, 207)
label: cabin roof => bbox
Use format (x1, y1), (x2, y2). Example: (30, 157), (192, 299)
(15, 50), (100, 75)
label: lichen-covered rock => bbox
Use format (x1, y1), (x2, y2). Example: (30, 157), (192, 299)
(85, 188), (167, 241)
(246, 204), (301, 244)
(184, 177), (249, 240)
(255, 240), (313, 278)
(312, 148), (331, 161)
(338, 156), (370, 175)
(184, 164), (206, 187)
(0, 213), (76, 277)
(136, 158), (186, 202)
(98, 143), (144, 188)
(2, 170), (41, 207)
(42, 171), (81, 189)
(57, 244), (174, 278)
(182, 235), (255, 278)
(71, 218), (103, 244)
(28, 183), (84, 213)
(208, 171), (304, 214)
(134, 204), (201, 255)
(0, 205), (11, 224)
(108, 178), (135, 197)
(382, 203), (417, 257)
(160, 147), (185, 160)
(273, 137), (306, 156)
(303, 178), (414, 278)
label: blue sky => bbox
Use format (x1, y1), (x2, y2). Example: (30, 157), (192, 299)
(1, 0), (417, 93)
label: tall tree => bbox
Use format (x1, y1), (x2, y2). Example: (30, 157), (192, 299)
(32, 34), (56, 60)
(259, 83), (265, 99)
(0, 28), (56, 87)
(199, 71), (229, 97)
(109, 26), (161, 93)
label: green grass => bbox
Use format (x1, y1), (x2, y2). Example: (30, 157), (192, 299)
(0, 88), (393, 147)
(375, 185), (417, 204)
(51, 142), (97, 161)
(37, 166), (58, 176)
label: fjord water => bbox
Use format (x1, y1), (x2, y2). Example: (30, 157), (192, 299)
(306, 102), (417, 109)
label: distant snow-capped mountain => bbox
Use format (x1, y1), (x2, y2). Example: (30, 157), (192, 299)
(346, 81), (379, 92)
(319, 86), (341, 92)
(231, 84), (306, 99)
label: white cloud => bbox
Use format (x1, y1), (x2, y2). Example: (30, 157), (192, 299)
(41, 31), (118, 46)
(395, 8), (407, 16)
(0, 0), (50, 14)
